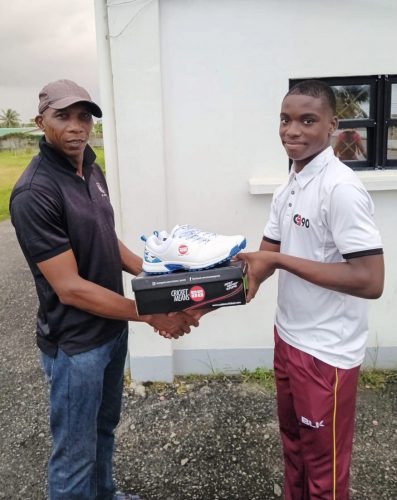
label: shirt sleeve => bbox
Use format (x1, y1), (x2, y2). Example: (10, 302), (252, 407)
(328, 182), (383, 258)
(263, 187), (282, 243)
(11, 189), (71, 263)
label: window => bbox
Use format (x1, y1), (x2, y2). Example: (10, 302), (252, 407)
(290, 75), (397, 170)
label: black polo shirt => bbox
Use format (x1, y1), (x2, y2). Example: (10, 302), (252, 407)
(10, 138), (127, 357)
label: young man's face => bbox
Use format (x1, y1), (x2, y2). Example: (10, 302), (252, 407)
(35, 103), (93, 167)
(279, 94), (338, 171)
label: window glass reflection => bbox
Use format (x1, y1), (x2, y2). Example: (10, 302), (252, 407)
(388, 126), (397, 159)
(332, 128), (367, 161)
(333, 85), (370, 119)
(391, 84), (397, 118)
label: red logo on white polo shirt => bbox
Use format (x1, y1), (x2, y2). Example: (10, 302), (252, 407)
(178, 245), (188, 255)
(293, 213), (310, 228)
(190, 285), (205, 302)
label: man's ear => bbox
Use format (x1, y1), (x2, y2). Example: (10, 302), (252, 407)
(35, 114), (44, 130)
(329, 116), (339, 136)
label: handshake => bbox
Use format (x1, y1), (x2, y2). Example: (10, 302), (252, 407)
(141, 308), (208, 340)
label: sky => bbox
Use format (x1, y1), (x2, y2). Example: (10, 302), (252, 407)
(0, 0), (99, 123)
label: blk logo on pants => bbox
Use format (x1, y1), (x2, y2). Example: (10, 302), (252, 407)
(301, 416), (325, 429)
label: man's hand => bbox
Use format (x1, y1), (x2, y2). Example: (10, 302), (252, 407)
(182, 308), (212, 322)
(171, 307), (212, 324)
(142, 312), (199, 339)
(236, 251), (277, 302)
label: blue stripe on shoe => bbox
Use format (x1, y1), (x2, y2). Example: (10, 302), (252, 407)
(144, 256), (163, 264)
(144, 270), (173, 275)
(144, 250), (163, 263)
(165, 263), (185, 272)
(228, 238), (246, 259)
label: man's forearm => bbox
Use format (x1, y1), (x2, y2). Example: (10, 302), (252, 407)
(272, 252), (384, 299)
(118, 240), (143, 275)
(57, 275), (142, 321)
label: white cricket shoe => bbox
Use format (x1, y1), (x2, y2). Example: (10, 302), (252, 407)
(142, 224), (246, 274)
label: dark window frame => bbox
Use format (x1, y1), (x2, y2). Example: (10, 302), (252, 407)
(290, 75), (397, 171)
(383, 75), (397, 167)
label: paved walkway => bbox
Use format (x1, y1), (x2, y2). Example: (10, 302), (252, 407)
(0, 219), (49, 497)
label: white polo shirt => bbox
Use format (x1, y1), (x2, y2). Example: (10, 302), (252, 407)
(264, 146), (383, 369)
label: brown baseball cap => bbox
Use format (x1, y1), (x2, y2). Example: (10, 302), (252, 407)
(38, 79), (102, 118)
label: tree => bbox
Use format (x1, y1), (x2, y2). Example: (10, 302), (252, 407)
(0, 108), (21, 128)
(22, 118), (37, 127)
(93, 121), (103, 135)
(334, 85), (369, 119)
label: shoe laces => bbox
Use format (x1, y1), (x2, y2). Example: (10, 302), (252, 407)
(141, 230), (169, 243)
(173, 225), (217, 243)
(154, 230), (169, 241)
(143, 225), (218, 246)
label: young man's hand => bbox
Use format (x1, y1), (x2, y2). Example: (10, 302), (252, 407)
(142, 312), (199, 339)
(236, 251), (277, 302)
(180, 308), (212, 322)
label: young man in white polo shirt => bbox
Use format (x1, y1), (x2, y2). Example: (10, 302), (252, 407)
(238, 80), (384, 500)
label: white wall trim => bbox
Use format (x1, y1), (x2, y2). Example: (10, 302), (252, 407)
(249, 170), (397, 195)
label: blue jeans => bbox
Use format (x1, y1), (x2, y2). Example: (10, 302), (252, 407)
(41, 328), (128, 500)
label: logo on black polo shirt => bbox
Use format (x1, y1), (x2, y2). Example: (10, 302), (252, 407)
(293, 213), (310, 228)
(96, 182), (108, 197)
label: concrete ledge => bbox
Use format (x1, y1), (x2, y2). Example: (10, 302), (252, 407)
(130, 354), (174, 383)
(173, 347), (274, 375)
(357, 170), (397, 192)
(129, 346), (397, 382)
(249, 170), (397, 195)
(363, 346), (397, 369)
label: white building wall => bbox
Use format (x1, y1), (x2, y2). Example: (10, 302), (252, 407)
(95, 0), (397, 381)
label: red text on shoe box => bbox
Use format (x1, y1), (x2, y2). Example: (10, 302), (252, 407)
(131, 260), (247, 315)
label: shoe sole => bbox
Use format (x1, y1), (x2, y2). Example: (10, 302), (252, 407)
(143, 239), (246, 274)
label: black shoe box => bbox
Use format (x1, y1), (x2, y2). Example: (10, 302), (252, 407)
(131, 260), (247, 315)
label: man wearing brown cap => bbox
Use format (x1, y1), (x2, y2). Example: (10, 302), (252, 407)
(10, 79), (198, 499)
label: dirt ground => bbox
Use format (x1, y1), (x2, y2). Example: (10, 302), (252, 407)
(1, 219), (396, 500)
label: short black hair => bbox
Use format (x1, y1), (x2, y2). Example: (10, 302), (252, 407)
(286, 80), (337, 115)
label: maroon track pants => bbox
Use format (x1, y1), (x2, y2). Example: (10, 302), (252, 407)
(274, 327), (360, 500)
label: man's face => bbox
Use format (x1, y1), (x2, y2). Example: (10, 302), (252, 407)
(35, 103), (93, 164)
(279, 94), (338, 171)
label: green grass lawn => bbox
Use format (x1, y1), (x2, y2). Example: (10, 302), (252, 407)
(0, 147), (105, 222)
